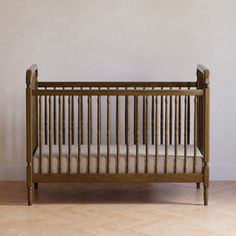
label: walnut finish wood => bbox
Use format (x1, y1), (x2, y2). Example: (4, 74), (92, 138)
(97, 94), (101, 173)
(174, 96), (178, 173)
(155, 96), (158, 174)
(26, 64), (210, 206)
(164, 96), (168, 174)
(77, 96), (81, 173)
(58, 96), (62, 174)
(107, 94), (110, 173)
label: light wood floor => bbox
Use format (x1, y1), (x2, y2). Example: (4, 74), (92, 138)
(0, 181), (235, 236)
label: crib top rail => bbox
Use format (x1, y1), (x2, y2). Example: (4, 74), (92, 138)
(37, 81), (197, 88)
(32, 88), (204, 96)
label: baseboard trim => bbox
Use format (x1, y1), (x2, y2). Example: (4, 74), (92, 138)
(0, 165), (25, 181)
(210, 165), (236, 180)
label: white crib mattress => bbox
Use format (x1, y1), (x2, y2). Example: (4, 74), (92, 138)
(33, 145), (203, 174)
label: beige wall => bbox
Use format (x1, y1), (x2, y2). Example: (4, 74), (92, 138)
(0, 0), (235, 180)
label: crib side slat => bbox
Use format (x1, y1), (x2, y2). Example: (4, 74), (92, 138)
(58, 96), (62, 174)
(184, 96), (188, 173)
(81, 87), (84, 145)
(152, 89), (155, 145)
(174, 96), (178, 173)
(169, 88), (173, 145)
(134, 88), (137, 145)
(155, 96), (158, 174)
(135, 95), (139, 173)
(62, 89), (65, 145)
(78, 96), (81, 173)
(107, 94), (110, 173)
(44, 89), (48, 145)
(165, 96), (168, 173)
(49, 96), (52, 174)
(97, 94), (101, 173)
(178, 89), (182, 145)
(125, 88), (128, 145)
(72, 88), (75, 145)
(160, 88), (164, 145)
(87, 96), (91, 173)
(145, 96), (149, 174)
(68, 96), (71, 174)
(187, 87), (191, 145)
(39, 96), (43, 174)
(143, 91), (146, 145)
(126, 96), (130, 173)
(53, 88), (57, 145)
(116, 94), (120, 173)
(90, 91), (93, 145)
(193, 96), (198, 173)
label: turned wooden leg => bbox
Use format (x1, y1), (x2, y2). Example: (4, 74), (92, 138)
(196, 182), (200, 189)
(27, 186), (33, 206)
(204, 185), (209, 206)
(203, 161), (209, 206)
(34, 183), (38, 190)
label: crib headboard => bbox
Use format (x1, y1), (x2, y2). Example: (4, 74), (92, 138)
(196, 64), (210, 156)
(26, 65), (38, 154)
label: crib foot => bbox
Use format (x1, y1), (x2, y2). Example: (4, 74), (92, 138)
(196, 182), (200, 189)
(27, 187), (33, 206)
(34, 183), (38, 190)
(204, 186), (209, 206)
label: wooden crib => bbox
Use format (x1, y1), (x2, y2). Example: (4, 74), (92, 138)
(26, 64), (210, 205)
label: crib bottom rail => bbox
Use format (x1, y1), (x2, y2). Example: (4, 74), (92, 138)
(33, 173), (203, 183)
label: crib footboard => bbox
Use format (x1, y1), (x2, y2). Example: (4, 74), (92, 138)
(26, 65), (209, 205)
(26, 65), (38, 206)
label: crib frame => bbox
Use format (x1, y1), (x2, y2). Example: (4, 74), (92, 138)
(26, 64), (210, 205)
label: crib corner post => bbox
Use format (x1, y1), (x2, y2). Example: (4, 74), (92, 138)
(196, 65), (210, 205)
(26, 65), (38, 206)
(202, 65), (210, 206)
(26, 78), (33, 205)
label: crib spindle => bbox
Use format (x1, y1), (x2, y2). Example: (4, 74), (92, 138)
(135, 95), (139, 173)
(87, 96), (91, 173)
(39, 96), (43, 174)
(143, 89), (146, 145)
(152, 88), (155, 145)
(58, 96), (62, 174)
(62, 89), (65, 145)
(89, 90), (93, 145)
(169, 88), (173, 145)
(116, 94), (120, 173)
(49, 96), (52, 174)
(53, 88), (57, 145)
(126, 96), (130, 173)
(193, 96), (198, 173)
(68, 96), (72, 174)
(81, 87), (84, 145)
(134, 88), (137, 145)
(145, 96), (149, 174)
(125, 87), (128, 145)
(160, 87), (164, 145)
(165, 96), (168, 173)
(107, 93), (110, 173)
(174, 96), (178, 173)
(77, 96), (81, 173)
(178, 88), (182, 145)
(44, 89), (48, 145)
(184, 96), (188, 173)
(155, 96), (158, 174)
(97, 94), (101, 173)
(187, 87), (191, 145)
(72, 88), (75, 145)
